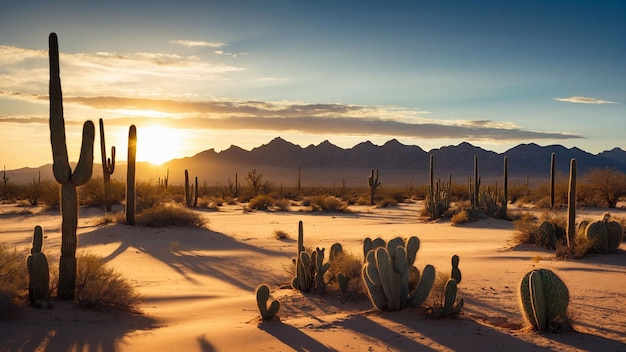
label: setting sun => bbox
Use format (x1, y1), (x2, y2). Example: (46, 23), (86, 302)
(136, 125), (183, 165)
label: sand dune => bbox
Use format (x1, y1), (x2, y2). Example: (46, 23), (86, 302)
(1, 202), (625, 351)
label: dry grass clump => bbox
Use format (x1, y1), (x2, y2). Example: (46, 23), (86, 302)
(75, 252), (143, 312)
(511, 212), (539, 244)
(273, 229), (290, 240)
(0, 246), (28, 317)
(327, 250), (363, 297)
(136, 204), (206, 228)
(248, 195), (273, 210)
(451, 209), (470, 225)
(308, 195), (349, 213)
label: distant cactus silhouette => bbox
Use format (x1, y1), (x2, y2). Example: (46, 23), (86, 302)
(99, 118), (116, 212)
(368, 168), (380, 205)
(126, 125), (137, 225)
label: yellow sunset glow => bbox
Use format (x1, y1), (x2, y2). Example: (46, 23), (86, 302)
(136, 125), (183, 165)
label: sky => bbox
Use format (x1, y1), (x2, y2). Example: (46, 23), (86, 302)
(1, 0), (624, 168)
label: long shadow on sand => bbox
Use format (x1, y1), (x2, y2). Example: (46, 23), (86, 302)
(258, 320), (338, 352)
(79, 224), (292, 291)
(0, 302), (159, 352)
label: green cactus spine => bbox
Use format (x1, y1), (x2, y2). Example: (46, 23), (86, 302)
(27, 225), (49, 307)
(49, 33), (95, 300)
(565, 158), (576, 248)
(98, 118), (116, 212)
(256, 284), (280, 320)
(368, 168), (380, 205)
(519, 268), (570, 331)
(126, 125), (137, 225)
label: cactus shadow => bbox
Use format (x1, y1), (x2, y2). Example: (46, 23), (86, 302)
(257, 320), (338, 352)
(0, 301), (159, 352)
(78, 224), (291, 291)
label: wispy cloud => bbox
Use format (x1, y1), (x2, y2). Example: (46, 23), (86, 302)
(0, 94), (583, 142)
(170, 40), (226, 48)
(554, 96), (618, 104)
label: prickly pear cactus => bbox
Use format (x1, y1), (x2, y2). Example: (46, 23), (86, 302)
(519, 268), (570, 331)
(361, 236), (435, 311)
(256, 284), (280, 320)
(27, 225), (49, 307)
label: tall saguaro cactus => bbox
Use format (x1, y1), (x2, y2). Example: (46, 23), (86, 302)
(368, 168), (380, 205)
(49, 33), (95, 300)
(500, 156), (508, 219)
(99, 118), (116, 212)
(126, 125), (137, 225)
(566, 158), (576, 248)
(550, 153), (556, 209)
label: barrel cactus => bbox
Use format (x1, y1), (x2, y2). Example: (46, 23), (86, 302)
(256, 284), (280, 320)
(585, 220), (609, 253)
(27, 225), (50, 307)
(362, 236), (435, 311)
(519, 268), (570, 331)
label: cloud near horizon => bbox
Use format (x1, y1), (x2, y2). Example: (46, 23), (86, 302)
(0, 93), (583, 142)
(170, 40), (227, 48)
(554, 96), (618, 104)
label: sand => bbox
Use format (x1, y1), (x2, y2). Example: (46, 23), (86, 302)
(1, 201), (625, 352)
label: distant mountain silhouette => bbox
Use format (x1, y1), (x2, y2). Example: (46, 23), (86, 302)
(7, 138), (626, 187)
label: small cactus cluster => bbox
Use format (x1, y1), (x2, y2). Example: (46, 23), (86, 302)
(519, 268), (570, 332)
(362, 236), (436, 311)
(27, 226), (49, 308)
(256, 284), (280, 320)
(425, 155), (450, 220)
(291, 221), (330, 294)
(582, 213), (623, 253)
(425, 255), (463, 318)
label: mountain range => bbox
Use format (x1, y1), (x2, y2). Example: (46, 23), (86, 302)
(7, 137), (626, 188)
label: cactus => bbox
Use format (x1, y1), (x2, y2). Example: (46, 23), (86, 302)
(585, 213), (623, 253)
(312, 247), (330, 294)
(49, 33), (95, 300)
(550, 153), (556, 209)
(425, 155), (451, 220)
(126, 125), (137, 225)
(2, 165), (8, 199)
(472, 155), (480, 208)
(451, 255), (461, 284)
(194, 176), (199, 207)
(500, 156), (508, 219)
(329, 242), (343, 261)
(361, 236), (434, 311)
(538, 221), (557, 249)
(565, 158), (576, 248)
(368, 168), (380, 205)
(27, 225), (50, 307)
(519, 268), (570, 331)
(98, 118), (116, 212)
(605, 216), (623, 251)
(363, 237), (385, 261)
(256, 284), (280, 320)
(337, 272), (350, 293)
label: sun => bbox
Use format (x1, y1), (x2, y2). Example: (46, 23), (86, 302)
(136, 125), (183, 165)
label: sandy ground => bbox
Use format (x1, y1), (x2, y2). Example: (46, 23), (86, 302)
(1, 201), (625, 352)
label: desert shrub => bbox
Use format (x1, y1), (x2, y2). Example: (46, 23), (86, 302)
(451, 209), (470, 225)
(38, 179), (60, 208)
(327, 250), (363, 296)
(309, 195), (348, 212)
(0, 246), (28, 317)
(273, 229), (290, 240)
(75, 252), (143, 312)
(512, 213), (540, 245)
(136, 180), (163, 211)
(248, 195), (273, 210)
(377, 197), (398, 208)
(273, 198), (290, 211)
(136, 204), (206, 228)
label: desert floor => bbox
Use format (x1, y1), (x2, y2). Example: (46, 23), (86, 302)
(1, 201), (625, 352)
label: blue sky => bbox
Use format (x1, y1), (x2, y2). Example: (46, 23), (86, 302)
(1, 0), (624, 167)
